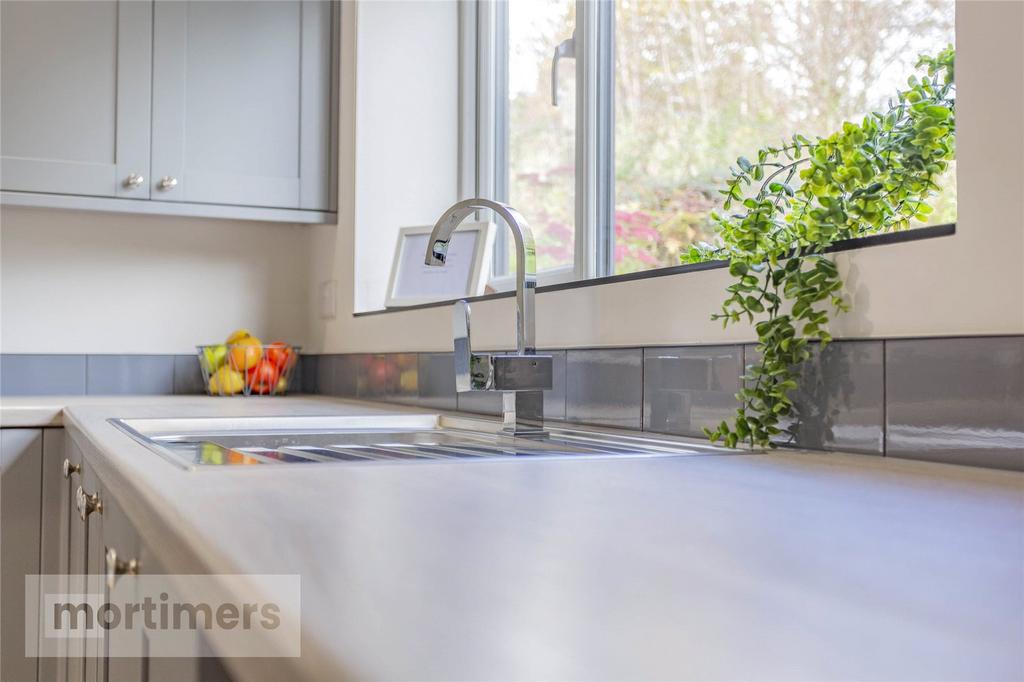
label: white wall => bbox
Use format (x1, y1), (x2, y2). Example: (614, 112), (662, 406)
(305, 0), (1023, 354)
(0, 206), (311, 353)
(351, 0), (460, 313)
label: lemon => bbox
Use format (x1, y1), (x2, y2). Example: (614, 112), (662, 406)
(208, 366), (245, 395)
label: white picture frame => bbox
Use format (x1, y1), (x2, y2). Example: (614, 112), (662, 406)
(385, 222), (495, 308)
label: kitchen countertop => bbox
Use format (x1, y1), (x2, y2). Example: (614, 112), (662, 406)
(3, 395), (1023, 680)
(0, 394), (80, 427)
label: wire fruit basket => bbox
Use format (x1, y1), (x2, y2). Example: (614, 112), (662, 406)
(197, 343), (300, 396)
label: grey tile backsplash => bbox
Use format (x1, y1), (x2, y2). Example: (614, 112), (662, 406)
(885, 337), (1024, 471)
(566, 348), (643, 429)
(2, 335), (1021, 470)
(315, 354), (358, 398)
(1, 354), (87, 396)
(417, 353), (457, 411)
(173, 354), (207, 395)
(644, 345), (743, 439)
(744, 341), (886, 454)
(356, 353), (417, 403)
(86, 355), (176, 395)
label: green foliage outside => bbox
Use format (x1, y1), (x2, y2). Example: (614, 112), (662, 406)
(506, 0), (955, 274)
(682, 47), (956, 449)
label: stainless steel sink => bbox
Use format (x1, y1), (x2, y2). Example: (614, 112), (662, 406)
(109, 414), (737, 470)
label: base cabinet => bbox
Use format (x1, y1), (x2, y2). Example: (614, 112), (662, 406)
(1, 428), (44, 682)
(2, 428), (234, 682)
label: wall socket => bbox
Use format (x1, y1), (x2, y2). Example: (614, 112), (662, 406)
(318, 280), (337, 319)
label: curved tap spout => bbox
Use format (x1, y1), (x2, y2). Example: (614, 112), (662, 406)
(425, 198), (537, 355)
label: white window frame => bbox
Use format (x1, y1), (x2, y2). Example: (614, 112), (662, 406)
(460, 0), (615, 291)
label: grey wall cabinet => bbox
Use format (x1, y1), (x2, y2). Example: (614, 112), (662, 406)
(1, 0), (337, 223)
(152, 0), (334, 211)
(0, 1), (153, 199)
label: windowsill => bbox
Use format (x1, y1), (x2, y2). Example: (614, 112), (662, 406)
(355, 223), (956, 317)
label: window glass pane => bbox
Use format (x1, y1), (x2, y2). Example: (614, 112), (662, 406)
(507, 0), (576, 272)
(613, 0), (956, 275)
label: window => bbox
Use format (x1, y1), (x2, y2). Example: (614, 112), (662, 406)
(465, 0), (956, 286)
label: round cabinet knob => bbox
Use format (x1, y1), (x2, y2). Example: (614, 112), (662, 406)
(105, 547), (140, 590)
(122, 173), (144, 189)
(157, 176), (178, 191)
(75, 485), (102, 521)
(62, 458), (80, 479)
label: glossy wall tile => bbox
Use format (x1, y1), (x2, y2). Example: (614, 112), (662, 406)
(643, 345), (742, 439)
(886, 337), (1024, 470)
(315, 354), (357, 398)
(86, 355), (176, 395)
(417, 353), (457, 411)
(354, 353), (417, 403)
(566, 348), (643, 429)
(744, 341), (886, 454)
(173, 355), (206, 395)
(300, 354), (320, 394)
(1, 354), (87, 395)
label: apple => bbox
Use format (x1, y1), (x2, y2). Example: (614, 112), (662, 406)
(246, 359), (281, 395)
(201, 344), (228, 373)
(265, 342), (295, 371)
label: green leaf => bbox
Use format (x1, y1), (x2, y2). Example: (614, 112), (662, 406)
(728, 261), (749, 277)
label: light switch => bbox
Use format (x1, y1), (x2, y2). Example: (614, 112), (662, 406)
(319, 280), (337, 319)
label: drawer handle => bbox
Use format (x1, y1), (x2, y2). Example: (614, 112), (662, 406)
(157, 176), (178, 191)
(122, 173), (145, 189)
(62, 458), (80, 479)
(105, 547), (140, 590)
(75, 485), (102, 521)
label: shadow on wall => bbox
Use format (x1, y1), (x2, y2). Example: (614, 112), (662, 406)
(0, 206), (311, 353)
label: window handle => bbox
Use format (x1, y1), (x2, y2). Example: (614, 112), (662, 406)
(551, 33), (576, 107)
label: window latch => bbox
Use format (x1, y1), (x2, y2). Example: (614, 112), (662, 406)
(551, 32), (576, 107)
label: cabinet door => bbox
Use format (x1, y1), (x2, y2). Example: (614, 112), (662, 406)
(54, 433), (85, 682)
(101, 490), (145, 682)
(66, 441), (92, 682)
(38, 429), (67, 682)
(151, 0), (333, 210)
(136, 545), (202, 682)
(0, 428), (43, 682)
(82, 461), (104, 682)
(0, 1), (152, 198)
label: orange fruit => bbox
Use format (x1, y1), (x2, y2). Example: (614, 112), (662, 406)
(228, 336), (263, 371)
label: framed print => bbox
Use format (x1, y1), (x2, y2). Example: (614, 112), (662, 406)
(385, 222), (495, 307)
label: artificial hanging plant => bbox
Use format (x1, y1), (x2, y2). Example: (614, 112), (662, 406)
(682, 46), (956, 449)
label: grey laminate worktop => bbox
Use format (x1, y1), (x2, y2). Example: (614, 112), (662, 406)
(4, 395), (1022, 680)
